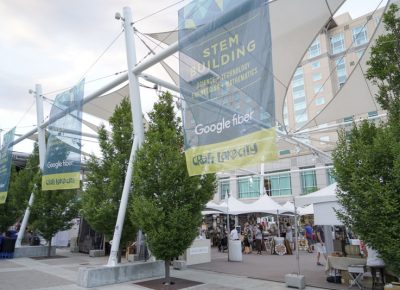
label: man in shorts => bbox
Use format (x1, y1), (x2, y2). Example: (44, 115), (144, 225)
(315, 226), (327, 266)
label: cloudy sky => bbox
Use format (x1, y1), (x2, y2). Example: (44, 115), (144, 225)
(0, 0), (388, 153)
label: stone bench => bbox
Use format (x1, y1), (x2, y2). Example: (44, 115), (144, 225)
(89, 250), (105, 257)
(77, 260), (164, 288)
(173, 260), (187, 270)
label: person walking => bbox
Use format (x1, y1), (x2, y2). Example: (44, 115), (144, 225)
(304, 223), (314, 253)
(255, 224), (263, 255)
(315, 226), (327, 266)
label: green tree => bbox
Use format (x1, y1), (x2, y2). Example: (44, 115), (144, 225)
(81, 97), (135, 253)
(30, 177), (80, 256)
(333, 4), (400, 276)
(130, 92), (216, 284)
(0, 144), (40, 233)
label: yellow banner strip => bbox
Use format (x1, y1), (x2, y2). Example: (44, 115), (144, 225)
(42, 172), (80, 191)
(185, 128), (277, 176)
(0, 191), (7, 204)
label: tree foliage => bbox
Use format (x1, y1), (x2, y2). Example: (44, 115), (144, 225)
(81, 97), (135, 246)
(0, 143), (39, 233)
(30, 175), (80, 256)
(333, 4), (400, 276)
(130, 92), (216, 284)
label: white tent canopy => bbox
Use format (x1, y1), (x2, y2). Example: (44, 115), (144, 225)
(295, 183), (343, 225)
(295, 182), (338, 207)
(298, 204), (314, 216)
(218, 196), (253, 215)
(245, 194), (286, 215)
(204, 200), (226, 213)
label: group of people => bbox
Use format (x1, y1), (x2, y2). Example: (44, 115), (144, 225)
(229, 223), (264, 255)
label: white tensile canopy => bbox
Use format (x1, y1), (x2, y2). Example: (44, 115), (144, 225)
(148, 0), (346, 126)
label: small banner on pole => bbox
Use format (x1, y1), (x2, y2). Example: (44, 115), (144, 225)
(0, 128), (16, 204)
(42, 80), (84, 191)
(178, 0), (277, 176)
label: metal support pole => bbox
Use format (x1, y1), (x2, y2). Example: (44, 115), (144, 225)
(16, 84), (46, 247)
(293, 197), (301, 276)
(259, 163), (264, 195)
(107, 6), (144, 266)
(226, 191), (230, 262)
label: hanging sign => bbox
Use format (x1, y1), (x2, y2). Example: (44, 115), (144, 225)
(179, 0), (277, 176)
(0, 128), (16, 204)
(42, 80), (84, 190)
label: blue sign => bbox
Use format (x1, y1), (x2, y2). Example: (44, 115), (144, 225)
(179, 0), (277, 175)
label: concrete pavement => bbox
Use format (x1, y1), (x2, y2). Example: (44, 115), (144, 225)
(0, 248), (328, 290)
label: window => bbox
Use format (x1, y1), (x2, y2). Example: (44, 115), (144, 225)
(368, 111), (378, 118)
(279, 149), (291, 156)
(265, 172), (292, 196)
(311, 60), (320, 69)
(300, 168), (317, 194)
(312, 72), (322, 81)
(355, 49), (365, 60)
(352, 26), (368, 46)
(220, 179), (230, 200)
(238, 176), (260, 199)
(315, 97), (325, 106)
(294, 101), (306, 111)
(314, 84), (324, 94)
(330, 33), (345, 55)
(344, 116), (353, 123)
(336, 58), (347, 86)
(309, 39), (321, 58)
(327, 168), (336, 185)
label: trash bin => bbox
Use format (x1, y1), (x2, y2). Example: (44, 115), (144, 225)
(228, 240), (242, 262)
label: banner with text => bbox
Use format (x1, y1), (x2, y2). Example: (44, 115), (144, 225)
(179, 0), (277, 175)
(42, 80), (84, 190)
(0, 128), (16, 204)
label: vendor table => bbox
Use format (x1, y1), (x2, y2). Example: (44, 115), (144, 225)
(325, 256), (367, 272)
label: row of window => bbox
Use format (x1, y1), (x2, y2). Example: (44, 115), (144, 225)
(219, 168), (336, 199)
(308, 25), (368, 59)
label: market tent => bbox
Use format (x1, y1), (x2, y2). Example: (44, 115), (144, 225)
(280, 200), (297, 214)
(298, 204), (314, 216)
(246, 194), (286, 215)
(218, 196), (253, 215)
(201, 210), (222, 215)
(295, 183), (343, 225)
(295, 183), (338, 207)
(204, 200), (226, 213)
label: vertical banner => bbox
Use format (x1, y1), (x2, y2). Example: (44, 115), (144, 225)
(0, 128), (16, 204)
(42, 80), (84, 190)
(179, 0), (277, 176)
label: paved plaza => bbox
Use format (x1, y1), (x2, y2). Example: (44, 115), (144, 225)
(0, 247), (338, 290)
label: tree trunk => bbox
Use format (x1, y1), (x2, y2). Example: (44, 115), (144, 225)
(164, 259), (171, 285)
(47, 239), (52, 257)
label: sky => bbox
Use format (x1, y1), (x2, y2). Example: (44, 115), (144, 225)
(0, 0), (389, 154)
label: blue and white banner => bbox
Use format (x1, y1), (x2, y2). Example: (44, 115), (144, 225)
(42, 80), (84, 190)
(179, 0), (277, 175)
(0, 128), (16, 203)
